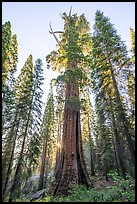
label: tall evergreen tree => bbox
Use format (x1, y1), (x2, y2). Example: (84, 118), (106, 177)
(8, 55), (34, 202)
(7, 58), (44, 202)
(54, 80), (65, 179)
(2, 21), (18, 138)
(46, 10), (93, 196)
(91, 10), (135, 177)
(80, 90), (95, 176)
(2, 21), (18, 200)
(130, 27), (135, 58)
(23, 59), (44, 185)
(95, 93), (115, 179)
(127, 28), (135, 131)
(38, 82), (55, 191)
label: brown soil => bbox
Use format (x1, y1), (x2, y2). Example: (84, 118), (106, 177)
(91, 175), (115, 190)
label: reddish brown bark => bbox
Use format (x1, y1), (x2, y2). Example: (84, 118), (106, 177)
(49, 80), (92, 196)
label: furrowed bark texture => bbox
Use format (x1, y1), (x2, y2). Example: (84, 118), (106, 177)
(49, 81), (92, 196)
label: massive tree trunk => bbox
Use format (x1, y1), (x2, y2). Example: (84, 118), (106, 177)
(49, 79), (92, 196)
(47, 11), (93, 196)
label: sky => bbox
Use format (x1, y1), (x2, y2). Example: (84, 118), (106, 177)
(2, 2), (135, 110)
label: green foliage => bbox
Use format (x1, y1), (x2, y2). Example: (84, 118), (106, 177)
(91, 9), (134, 177)
(66, 96), (81, 111)
(46, 12), (92, 78)
(25, 58), (44, 177)
(2, 21), (18, 85)
(107, 173), (135, 202)
(2, 11), (135, 203)
(15, 55), (33, 104)
(130, 27), (135, 55)
(2, 21), (18, 141)
(57, 68), (88, 87)
(2, 21), (12, 84)
(49, 174), (134, 202)
(109, 172), (135, 191)
(2, 22), (20, 202)
(37, 83), (55, 191)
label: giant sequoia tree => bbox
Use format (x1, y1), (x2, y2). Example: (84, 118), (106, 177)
(2, 9), (135, 202)
(46, 10), (92, 196)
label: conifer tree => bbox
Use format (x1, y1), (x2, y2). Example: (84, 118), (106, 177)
(95, 93), (115, 179)
(23, 59), (44, 184)
(2, 21), (18, 138)
(80, 90), (95, 176)
(7, 57), (44, 202)
(130, 27), (135, 58)
(46, 10), (93, 196)
(91, 10), (135, 177)
(38, 82), (55, 191)
(2, 21), (18, 200)
(54, 80), (65, 179)
(127, 28), (135, 131)
(8, 55), (34, 202)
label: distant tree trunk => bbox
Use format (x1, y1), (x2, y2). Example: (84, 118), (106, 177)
(2, 122), (19, 200)
(8, 128), (27, 202)
(38, 138), (48, 191)
(9, 102), (33, 202)
(49, 78), (92, 196)
(54, 111), (62, 179)
(105, 171), (109, 181)
(110, 68), (135, 167)
(109, 97), (126, 179)
(44, 160), (48, 187)
(54, 145), (61, 179)
(112, 134), (120, 176)
(44, 149), (50, 187)
(2, 107), (19, 201)
(88, 115), (95, 176)
(127, 69), (135, 115)
(89, 139), (95, 177)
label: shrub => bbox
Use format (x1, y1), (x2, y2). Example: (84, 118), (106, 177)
(28, 173), (135, 202)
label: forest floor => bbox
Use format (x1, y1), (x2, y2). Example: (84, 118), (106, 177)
(49, 173), (135, 202)
(17, 173), (135, 202)
(92, 175), (115, 189)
